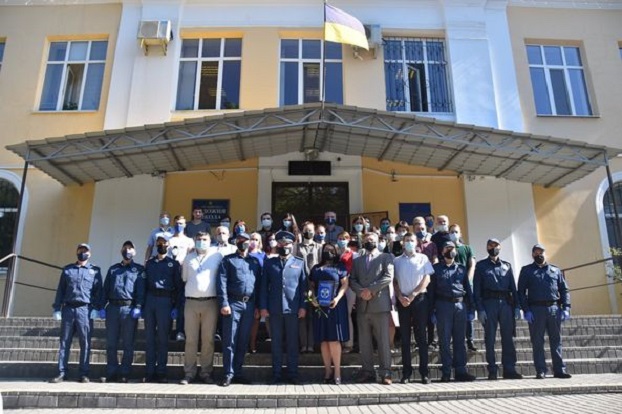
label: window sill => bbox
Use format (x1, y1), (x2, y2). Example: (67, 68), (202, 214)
(536, 114), (600, 119)
(33, 110), (99, 114)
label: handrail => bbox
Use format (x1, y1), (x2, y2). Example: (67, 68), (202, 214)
(0, 253), (63, 270)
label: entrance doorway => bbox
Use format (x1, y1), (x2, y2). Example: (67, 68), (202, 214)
(272, 182), (349, 228)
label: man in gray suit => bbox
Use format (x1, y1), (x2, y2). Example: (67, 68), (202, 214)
(349, 232), (395, 385)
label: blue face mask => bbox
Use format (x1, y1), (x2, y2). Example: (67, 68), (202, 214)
(175, 223), (185, 233)
(236, 225), (245, 234)
(380, 223), (389, 233)
(160, 217), (170, 226)
(416, 230), (427, 240)
(425, 219), (434, 228)
(283, 220), (292, 228)
(195, 240), (209, 250)
(404, 241), (416, 252)
(325, 217), (336, 225)
(354, 223), (364, 232)
(337, 240), (347, 249)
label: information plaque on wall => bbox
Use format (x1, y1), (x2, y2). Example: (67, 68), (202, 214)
(192, 199), (230, 228)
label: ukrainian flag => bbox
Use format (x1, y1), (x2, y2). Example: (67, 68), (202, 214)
(324, 3), (369, 50)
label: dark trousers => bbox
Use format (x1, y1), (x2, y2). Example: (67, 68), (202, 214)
(529, 305), (566, 375)
(106, 304), (137, 377)
(397, 295), (429, 378)
(269, 312), (301, 380)
(58, 305), (92, 377)
(144, 295), (172, 376)
(173, 294), (185, 336)
(482, 299), (517, 374)
(221, 300), (254, 378)
(436, 300), (468, 377)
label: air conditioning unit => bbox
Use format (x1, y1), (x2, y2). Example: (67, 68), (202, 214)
(137, 20), (172, 55)
(364, 24), (382, 49)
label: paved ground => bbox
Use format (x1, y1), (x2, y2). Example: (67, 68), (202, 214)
(4, 393), (622, 413)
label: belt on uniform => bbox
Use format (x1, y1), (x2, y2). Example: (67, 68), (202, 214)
(437, 295), (463, 303)
(148, 290), (173, 298)
(483, 291), (510, 300)
(186, 296), (217, 301)
(229, 294), (254, 303)
(109, 299), (132, 306)
(529, 300), (558, 307)
(65, 302), (87, 308)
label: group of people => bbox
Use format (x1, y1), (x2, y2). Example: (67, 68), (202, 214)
(49, 209), (573, 386)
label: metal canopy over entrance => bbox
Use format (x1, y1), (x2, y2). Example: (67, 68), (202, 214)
(6, 103), (622, 188)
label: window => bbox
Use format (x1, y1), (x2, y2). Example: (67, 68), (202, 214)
(279, 39), (343, 105)
(526, 44), (592, 116)
(384, 37), (453, 113)
(0, 41), (5, 73)
(0, 179), (18, 272)
(176, 38), (242, 110)
(39, 40), (107, 111)
(604, 181), (622, 249)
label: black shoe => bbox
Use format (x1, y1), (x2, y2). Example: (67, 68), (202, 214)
(503, 372), (523, 380)
(400, 376), (411, 384)
(488, 372), (498, 380)
(323, 376), (333, 384)
(554, 372), (572, 379)
(49, 374), (65, 384)
(440, 375), (451, 383)
(158, 376), (169, 384)
(535, 372), (545, 379)
(233, 376), (251, 385)
(288, 377), (301, 385)
(421, 376), (431, 384)
(143, 375), (157, 383)
(221, 376), (233, 387)
(466, 340), (478, 352)
(355, 373), (376, 383)
(271, 377), (283, 385)
(454, 372), (476, 382)
(79, 376), (90, 383)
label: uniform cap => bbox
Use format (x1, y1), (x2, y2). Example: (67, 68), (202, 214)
(155, 235), (168, 243)
(275, 231), (296, 243)
(532, 243), (546, 252)
(122, 240), (135, 248)
(77, 243), (91, 251)
(235, 232), (251, 241)
(487, 238), (501, 245)
(442, 240), (456, 249)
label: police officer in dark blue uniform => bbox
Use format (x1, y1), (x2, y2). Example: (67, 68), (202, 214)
(428, 241), (476, 382)
(217, 231), (261, 386)
(141, 236), (183, 383)
(101, 240), (145, 383)
(50, 243), (103, 383)
(473, 238), (522, 380)
(259, 231), (308, 384)
(518, 244), (571, 379)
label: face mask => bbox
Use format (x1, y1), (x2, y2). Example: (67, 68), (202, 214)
(363, 241), (376, 252)
(365, 223), (371, 231)
(397, 231), (407, 241)
(156, 245), (168, 255)
(387, 233), (396, 242)
(322, 251), (336, 262)
(261, 218), (272, 228)
(220, 221), (230, 228)
(122, 250), (135, 260)
(235, 225), (245, 234)
(217, 234), (227, 244)
(444, 250), (457, 260)
(337, 240), (348, 249)
(195, 240), (209, 251)
(325, 217), (336, 226)
(426, 219), (434, 228)
(380, 223), (389, 233)
(449, 233), (459, 243)
(77, 252), (89, 262)
(488, 247), (500, 257)
(269, 240), (278, 248)
(404, 241), (416, 252)
(354, 223), (364, 232)
(378, 241), (387, 252)
(236, 240), (250, 251)
(175, 223), (185, 233)
(283, 220), (292, 228)
(277, 246), (292, 256)
(436, 224), (449, 233)
(534, 255), (545, 265)
(160, 217), (170, 227)
(249, 241), (258, 250)
(303, 231), (314, 240)
(416, 231), (426, 240)
(315, 234), (326, 242)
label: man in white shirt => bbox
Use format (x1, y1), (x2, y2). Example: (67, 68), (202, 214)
(179, 232), (223, 385)
(168, 215), (195, 342)
(393, 232), (434, 385)
(214, 226), (237, 256)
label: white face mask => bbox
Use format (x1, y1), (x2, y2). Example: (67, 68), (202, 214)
(378, 241), (387, 252)
(436, 224), (449, 233)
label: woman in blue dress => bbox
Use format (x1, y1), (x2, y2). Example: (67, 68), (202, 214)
(309, 243), (349, 385)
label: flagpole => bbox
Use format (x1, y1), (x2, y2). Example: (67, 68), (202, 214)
(321, 0), (327, 107)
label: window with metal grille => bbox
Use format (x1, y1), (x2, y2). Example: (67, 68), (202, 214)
(39, 40), (108, 111)
(176, 38), (242, 110)
(384, 37), (453, 113)
(0, 179), (18, 271)
(526, 44), (593, 116)
(604, 181), (622, 249)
